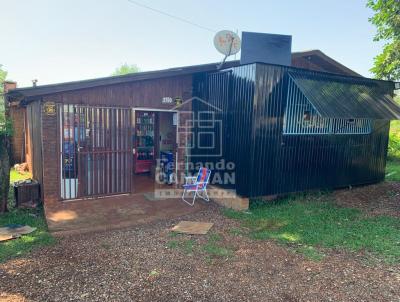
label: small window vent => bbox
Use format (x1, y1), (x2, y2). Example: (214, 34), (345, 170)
(283, 78), (372, 135)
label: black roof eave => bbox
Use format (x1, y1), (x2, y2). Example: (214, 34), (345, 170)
(288, 71), (399, 120)
(6, 59), (394, 103)
(6, 61), (241, 101)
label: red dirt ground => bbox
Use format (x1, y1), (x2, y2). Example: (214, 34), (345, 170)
(334, 181), (400, 217)
(1, 182), (400, 301)
(45, 193), (205, 236)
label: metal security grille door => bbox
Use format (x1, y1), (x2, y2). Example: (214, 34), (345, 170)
(59, 105), (132, 200)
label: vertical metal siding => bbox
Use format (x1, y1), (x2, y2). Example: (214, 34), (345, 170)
(283, 76), (372, 135)
(288, 71), (399, 119)
(193, 63), (391, 198)
(228, 65), (256, 195)
(251, 64), (390, 197)
(192, 65), (256, 196)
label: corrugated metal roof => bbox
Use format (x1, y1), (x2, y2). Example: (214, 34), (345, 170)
(289, 71), (400, 120)
(6, 50), (364, 101)
(6, 61), (241, 100)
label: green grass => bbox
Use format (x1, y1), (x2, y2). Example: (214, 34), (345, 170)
(294, 245), (325, 261)
(0, 207), (55, 263)
(386, 119), (400, 181)
(182, 239), (196, 254)
(166, 240), (179, 249)
(385, 160), (400, 181)
(224, 194), (400, 263)
(166, 232), (234, 260)
(388, 120), (400, 160)
(0, 169), (54, 263)
(202, 233), (233, 258)
(166, 237), (195, 255)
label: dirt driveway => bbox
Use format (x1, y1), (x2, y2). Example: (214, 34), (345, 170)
(1, 184), (400, 301)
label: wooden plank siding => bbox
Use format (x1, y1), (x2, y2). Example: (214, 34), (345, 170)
(8, 106), (26, 164)
(25, 101), (43, 197)
(42, 75), (193, 108)
(39, 74), (194, 207)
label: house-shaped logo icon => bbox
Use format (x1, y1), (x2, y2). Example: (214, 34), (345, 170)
(173, 96), (223, 157)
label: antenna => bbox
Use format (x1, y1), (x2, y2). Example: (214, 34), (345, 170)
(213, 30), (241, 69)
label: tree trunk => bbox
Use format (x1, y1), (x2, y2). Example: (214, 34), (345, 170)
(0, 134), (10, 213)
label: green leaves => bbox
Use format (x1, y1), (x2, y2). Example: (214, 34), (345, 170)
(0, 64), (11, 136)
(367, 0), (400, 80)
(370, 40), (400, 80)
(111, 63), (140, 76)
(367, 0), (400, 41)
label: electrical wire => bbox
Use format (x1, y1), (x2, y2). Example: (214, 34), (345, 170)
(126, 0), (217, 33)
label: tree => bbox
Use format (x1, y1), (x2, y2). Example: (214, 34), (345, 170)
(0, 64), (11, 213)
(112, 63), (140, 76)
(367, 0), (400, 80)
(0, 66), (6, 119)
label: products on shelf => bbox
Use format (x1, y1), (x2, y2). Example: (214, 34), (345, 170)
(135, 111), (155, 173)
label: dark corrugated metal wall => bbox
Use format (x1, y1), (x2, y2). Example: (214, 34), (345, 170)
(193, 63), (391, 198)
(193, 65), (256, 196)
(251, 64), (390, 197)
(228, 65), (256, 195)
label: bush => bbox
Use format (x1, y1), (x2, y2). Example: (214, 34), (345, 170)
(388, 130), (400, 160)
(388, 118), (400, 161)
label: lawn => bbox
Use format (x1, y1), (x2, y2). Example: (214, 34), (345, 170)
(0, 169), (54, 263)
(224, 193), (400, 263)
(385, 159), (400, 181)
(221, 117), (400, 263)
(167, 231), (234, 262)
(0, 208), (55, 262)
(386, 120), (400, 181)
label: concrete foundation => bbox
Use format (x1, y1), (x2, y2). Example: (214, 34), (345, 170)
(208, 185), (249, 211)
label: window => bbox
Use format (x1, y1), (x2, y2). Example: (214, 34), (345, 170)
(283, 84), (372, 135)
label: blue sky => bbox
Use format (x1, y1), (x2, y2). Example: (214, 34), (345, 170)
(1, 0), (383, 87)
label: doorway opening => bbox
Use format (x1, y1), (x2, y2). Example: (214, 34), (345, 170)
(58, 106), (181, 200)
(132, 109), (178, 194)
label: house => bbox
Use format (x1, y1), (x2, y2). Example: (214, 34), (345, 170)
(5, 41), (400, 211)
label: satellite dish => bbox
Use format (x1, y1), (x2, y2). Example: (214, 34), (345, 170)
(214, 30), (241, 56)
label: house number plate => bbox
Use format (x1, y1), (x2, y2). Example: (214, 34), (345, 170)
(43, 102), (56, 116)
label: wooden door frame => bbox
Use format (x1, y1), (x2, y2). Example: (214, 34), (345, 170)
(132, 108), (179, 183)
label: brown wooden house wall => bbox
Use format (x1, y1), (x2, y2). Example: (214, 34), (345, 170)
(42, 75), (193, 108)
(39, 74), (194, 207)
(10, 55), (364, 206)
(26, 102), (43, 190)
(8, 106), (26, 164)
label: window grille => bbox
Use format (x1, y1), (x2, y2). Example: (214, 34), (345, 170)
(283, 77), (372, 135)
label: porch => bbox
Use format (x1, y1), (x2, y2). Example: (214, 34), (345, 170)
(46, 175), (206, 236)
